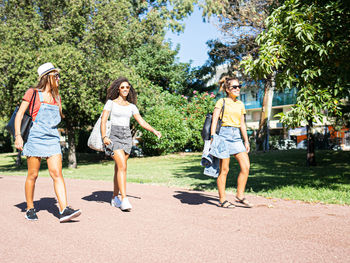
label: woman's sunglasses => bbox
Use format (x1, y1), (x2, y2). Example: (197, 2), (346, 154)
(228, 85), (242, 90)
(120, 85), (131, 90)
(49, 73), (60, 79)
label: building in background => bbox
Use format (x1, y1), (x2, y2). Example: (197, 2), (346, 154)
(240, 86), (349, 150)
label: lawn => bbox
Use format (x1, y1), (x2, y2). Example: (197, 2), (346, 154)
(0, 150), (349, 205)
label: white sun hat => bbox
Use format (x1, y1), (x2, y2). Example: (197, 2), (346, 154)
(37, 62), (60, 80)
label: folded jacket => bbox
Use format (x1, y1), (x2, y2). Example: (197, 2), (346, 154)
(201, 140), (220, 178)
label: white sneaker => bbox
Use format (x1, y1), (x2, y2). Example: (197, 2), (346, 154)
(120, 198), (132, 211)
(111, 196), (121, 208)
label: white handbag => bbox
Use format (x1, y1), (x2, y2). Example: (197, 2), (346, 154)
(87, 112), (111, 152)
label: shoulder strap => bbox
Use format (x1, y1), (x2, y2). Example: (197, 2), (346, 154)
(108, 100), (112, 120)
(100, 100), (112, 120)
(28, 89), (37, 116)
(219, 98), (225, 120)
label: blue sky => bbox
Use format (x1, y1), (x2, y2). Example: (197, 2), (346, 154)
(165, 7), (221, 68)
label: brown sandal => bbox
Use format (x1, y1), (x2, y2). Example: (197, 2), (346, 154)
(218, 200), (236, 209)
(235, 197), (253, 208)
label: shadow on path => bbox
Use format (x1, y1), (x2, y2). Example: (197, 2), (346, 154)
(173, 190), (218, 206)
(82, 191), (141, 203)
(82, 191), (113, 203)
(14, 197), (60, 219)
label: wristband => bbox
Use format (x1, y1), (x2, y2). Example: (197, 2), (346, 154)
(15, 134), (21, 137)
(210, 135), (214, 139)
(102, 136), (108, 140)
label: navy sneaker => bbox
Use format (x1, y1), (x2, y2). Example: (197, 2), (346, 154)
(25, 208), (38, 221)
(59, 206), (81, 223)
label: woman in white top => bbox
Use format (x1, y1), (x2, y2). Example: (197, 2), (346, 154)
(101, 77), (161, 211)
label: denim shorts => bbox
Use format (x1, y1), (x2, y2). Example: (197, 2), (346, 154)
(209, 126), (246, 159)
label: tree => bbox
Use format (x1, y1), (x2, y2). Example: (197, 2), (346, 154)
(1, 0), (222, 165)
(241, 0), (350, 165)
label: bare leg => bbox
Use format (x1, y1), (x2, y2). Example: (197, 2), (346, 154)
(234, 152), (250, 199)
(25, 157), (41, 210)
(217, 158), (230, 203)
(111, 150), (129, 200)
(113, 162), (120, 198)
(47, 154), (67, 211)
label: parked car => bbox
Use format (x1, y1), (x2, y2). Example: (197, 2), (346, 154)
(270, 138), (297, 150)
(130, 146), (144, 157)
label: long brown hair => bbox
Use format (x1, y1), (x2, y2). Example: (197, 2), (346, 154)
(106, 77), (137, 104)
(219, 76), (239, 96)
(35, 72), (60, 103)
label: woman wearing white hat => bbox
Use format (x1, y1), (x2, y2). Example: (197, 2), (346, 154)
(14, 62), (81, 222)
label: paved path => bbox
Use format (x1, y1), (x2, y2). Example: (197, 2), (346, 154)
(1, 175), (349, 263)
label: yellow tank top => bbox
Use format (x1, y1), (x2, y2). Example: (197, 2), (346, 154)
(215, 98), (246, 127)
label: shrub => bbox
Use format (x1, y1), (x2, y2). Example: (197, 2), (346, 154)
(0, 120), (13, 153)
(180, 91), (216, 151)
(140, 104), (190, 155)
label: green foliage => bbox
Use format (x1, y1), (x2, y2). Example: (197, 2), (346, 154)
(241, 0), (350, 128)
(0, 119), (13, 153)
(0, 0), (212, 157)
(140, 104), (190, 155)
(0, 0), (229, 157)
(179, 91), (216, 151)
(138, 89), (216, 154)
(195, 0), (280, 89)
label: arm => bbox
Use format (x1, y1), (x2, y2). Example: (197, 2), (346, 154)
(101, 110), (111, 145)
(210, 107), (221, 142)
(14, 100), (30, 151)
(240, 114), (250, 153)
(133, 113), (161, 138)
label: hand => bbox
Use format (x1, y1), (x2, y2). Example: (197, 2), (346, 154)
(153, 130), (162, 139)
(15, 135), (24, 151)
(244, 141), (250, 153)
(103, 137), (111, 145)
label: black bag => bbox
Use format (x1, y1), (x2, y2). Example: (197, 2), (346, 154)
(6, 89), (37, 142)
(201, 99), (225, 141)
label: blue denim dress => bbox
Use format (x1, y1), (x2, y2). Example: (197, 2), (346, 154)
(23, 92), (62, 157)
(209, 126), (246, 159)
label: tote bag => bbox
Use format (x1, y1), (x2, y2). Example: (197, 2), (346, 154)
(6, 89), (37, 143)
(87, 112), (111, 152)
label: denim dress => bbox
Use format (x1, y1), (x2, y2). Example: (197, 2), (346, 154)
(209, 126), (246, 159)
(22, 92), (62, 157)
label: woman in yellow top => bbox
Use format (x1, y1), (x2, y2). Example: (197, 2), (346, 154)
(209, 76), (252, 208)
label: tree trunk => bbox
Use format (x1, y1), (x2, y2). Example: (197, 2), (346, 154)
(306, 120), (316, 166)
(67, 128), (77, 168)
(256, 73), (275, 151)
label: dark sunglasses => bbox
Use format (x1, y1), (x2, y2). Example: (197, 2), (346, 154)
(120, 85), (131, 89)
(49, 73), (60, 79)
(228, 85), (242, 90)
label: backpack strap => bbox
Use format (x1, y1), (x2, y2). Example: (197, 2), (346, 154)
(29, 90), (37, 116)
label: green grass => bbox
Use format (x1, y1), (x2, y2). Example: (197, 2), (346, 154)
(0, 150), (349, 205)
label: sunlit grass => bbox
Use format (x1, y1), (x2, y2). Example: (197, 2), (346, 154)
(0, 150), (349, 205)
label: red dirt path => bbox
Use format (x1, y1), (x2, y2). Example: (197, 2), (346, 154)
(1, 175), (349, 263)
